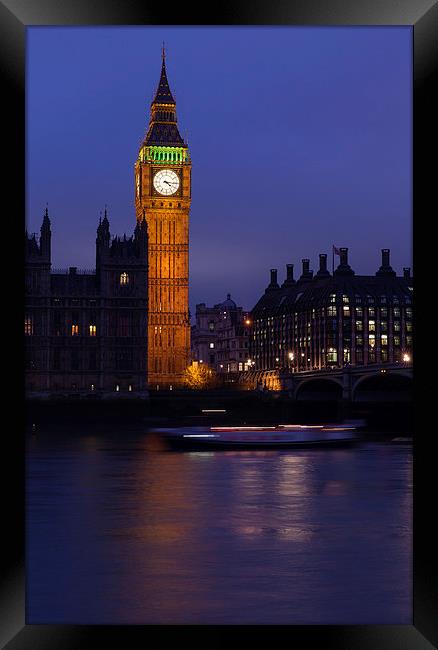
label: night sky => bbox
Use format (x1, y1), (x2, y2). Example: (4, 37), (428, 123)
(27, 26), (412, 316)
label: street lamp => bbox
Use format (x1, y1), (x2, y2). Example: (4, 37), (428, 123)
(403, 353), (411, 363)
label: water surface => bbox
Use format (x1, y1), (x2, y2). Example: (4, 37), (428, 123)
(26, 431), (412, 624)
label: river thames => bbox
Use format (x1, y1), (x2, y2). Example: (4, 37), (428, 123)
(26, 430), (412, 625)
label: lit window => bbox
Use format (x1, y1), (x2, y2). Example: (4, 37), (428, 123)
(368, 334), (376, 349)
(120, 272), (129, 285)
(208, 321), (215, 331)
(115, 384), (120, 392)
(393, 321), (401, 332)
(368, 320), (376, 332)
(393, 307), (400, 318)
(327, 306), (336, 316)
(90, 384), (95, 391)
(71, 324), (79, 336)
(89, 324), (96, 336)
(329, 293), (336, 304)
(342, 295), (349, 304)
(356, 320), (363, 331)
(343, 306), (350, 316)
(209, 343), (215, 349)
(128, 384), (133, 392)
(381, 334), (388, 346)
(327, 348), (337, 363)
(394, 336), (401, 346)
(25, 316), (33, 336)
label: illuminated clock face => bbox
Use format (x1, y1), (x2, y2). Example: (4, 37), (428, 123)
(153, 169), (180, 196)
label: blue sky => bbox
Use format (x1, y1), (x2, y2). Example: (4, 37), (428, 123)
(27, 26), (412, 314)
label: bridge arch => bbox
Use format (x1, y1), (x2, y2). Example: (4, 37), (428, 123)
(294, 377), (343, 401)
(352, 372), (412, 402)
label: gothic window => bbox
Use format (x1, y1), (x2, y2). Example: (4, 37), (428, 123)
(53, 348), (61, 370)
(119, 314), (130, 337)
(89, 350), (97, 370)
(25, 315), (33, 336)
(89, 324), (97, 337)
(71, 324), (79, 336)
(71, 350), (79, 370)
(120, 272), (129, 285)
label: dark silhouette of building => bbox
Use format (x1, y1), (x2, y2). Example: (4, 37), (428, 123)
(25, 208), (149, 398)
(250, 248), (413, 375)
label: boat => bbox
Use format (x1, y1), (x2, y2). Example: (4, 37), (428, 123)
(159, 422), (363, 450)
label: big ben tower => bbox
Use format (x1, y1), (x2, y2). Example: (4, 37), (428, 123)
(135, 47), (191, 387)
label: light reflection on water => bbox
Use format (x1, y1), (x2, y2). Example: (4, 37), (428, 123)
(26, 431), (412, 625)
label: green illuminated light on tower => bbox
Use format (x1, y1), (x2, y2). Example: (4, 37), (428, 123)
(139, 146), (189, 164)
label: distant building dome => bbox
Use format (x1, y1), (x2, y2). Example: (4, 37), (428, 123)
(220, 293), (237, 310)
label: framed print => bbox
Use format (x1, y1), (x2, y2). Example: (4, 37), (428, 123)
(1, 0), (437, 647)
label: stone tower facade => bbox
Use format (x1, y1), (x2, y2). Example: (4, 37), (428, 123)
(134, 48), (191, 387)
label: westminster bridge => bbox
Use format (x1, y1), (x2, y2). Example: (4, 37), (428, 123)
(240, 362), (413, 402)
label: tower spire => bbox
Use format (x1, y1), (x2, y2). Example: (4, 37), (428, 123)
(152, 45), (175, 105)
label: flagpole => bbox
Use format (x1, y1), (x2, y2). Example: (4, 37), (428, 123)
(332, 246), (334, 274)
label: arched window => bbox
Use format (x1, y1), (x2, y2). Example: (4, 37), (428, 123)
(120, 272), (129, 285)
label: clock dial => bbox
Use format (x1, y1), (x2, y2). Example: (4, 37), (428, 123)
(153, 169), (180, 196)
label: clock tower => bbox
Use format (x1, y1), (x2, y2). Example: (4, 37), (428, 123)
(135, 48), (191, 387)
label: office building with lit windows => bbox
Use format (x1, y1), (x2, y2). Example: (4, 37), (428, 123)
(250, 248), (413, 375)
(25, 208), (149, 398)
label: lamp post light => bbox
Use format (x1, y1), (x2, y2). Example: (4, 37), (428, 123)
(403, 353), (411, 364)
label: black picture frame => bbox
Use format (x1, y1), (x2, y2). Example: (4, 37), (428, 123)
(2, 0), (437, 647)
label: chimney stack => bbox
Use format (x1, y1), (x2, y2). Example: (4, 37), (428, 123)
(266, 268), (279, 292)
(376, 248), (395, 277)
(334, 247), (355, 276)
(316, 253), (330, 277)
(282, 263), (295, 287)
(340, 248), (348, 266)
(299, 258), (313, 281)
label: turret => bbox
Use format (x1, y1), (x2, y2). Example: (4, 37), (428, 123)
(40, 205), (51, 259)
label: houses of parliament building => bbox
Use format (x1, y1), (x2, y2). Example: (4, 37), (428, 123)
(25, 49), (191, 397)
